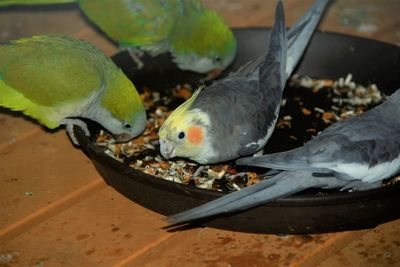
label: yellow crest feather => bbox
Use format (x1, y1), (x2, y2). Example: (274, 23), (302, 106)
(159, 85), (204, 137)
(167, 85), (203, 120)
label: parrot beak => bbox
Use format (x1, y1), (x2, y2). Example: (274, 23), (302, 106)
(115, 133), (134, 142)
(205, 68), (222, 81)
(160, 138), (176, 159)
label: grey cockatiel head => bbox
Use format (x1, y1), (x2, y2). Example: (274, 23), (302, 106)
(159, 0), (330, 164)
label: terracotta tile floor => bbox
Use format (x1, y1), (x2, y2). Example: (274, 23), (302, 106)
(1, 1), (400, 266)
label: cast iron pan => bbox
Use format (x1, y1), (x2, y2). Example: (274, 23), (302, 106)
(74, 28), (400, 234)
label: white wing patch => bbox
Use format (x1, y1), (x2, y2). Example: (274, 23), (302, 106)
(317, 156), (400, 183)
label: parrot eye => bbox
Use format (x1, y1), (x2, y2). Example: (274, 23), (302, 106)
(123, 122), (132, 129)
(215, 56), (221, 62)
(178, 131), (185, 139)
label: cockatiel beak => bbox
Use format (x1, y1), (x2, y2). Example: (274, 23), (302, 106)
(160, 138), (176, 159)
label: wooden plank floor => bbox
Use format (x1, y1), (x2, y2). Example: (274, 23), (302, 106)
(0, 1), (399, 266)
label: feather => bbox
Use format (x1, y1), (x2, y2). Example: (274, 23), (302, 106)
(167, 171), (346, 226)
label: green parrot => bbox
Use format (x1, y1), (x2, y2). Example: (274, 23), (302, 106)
(0, 0), (237, 75)
(0, 35), (147, 144)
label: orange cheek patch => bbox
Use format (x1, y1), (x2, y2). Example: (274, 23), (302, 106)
(187, 127), (204, 145)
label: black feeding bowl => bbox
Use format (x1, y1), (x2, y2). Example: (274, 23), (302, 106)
(75, 28), (400, 234)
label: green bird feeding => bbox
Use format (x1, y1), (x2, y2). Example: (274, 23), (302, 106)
(0, 0), (237, 76)
(0, 35), (147, 145)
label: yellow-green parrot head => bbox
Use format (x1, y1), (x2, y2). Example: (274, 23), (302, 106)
(97, 70), (147, 142)
(99, 106), (147, 143)
(158, 89), (215, 164)
(169, 9), (237, 75)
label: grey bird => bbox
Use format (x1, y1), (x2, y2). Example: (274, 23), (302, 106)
(167, 88), (400, 225)
(158, 0), (330, 164)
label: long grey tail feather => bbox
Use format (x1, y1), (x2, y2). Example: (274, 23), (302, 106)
(229, 1), (287, 78)
(167, 172), (342, 225)
(230, 0), (330, 79)
(287, 0), (330, 40)
(285, 0), (330, 77)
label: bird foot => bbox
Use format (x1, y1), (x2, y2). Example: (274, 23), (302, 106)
(60, 118), (90, 146)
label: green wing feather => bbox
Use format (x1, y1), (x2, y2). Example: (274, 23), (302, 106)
(169, 3), (235, 57)
(0, 35), (115, 128)
(77, 0), (179, 49)
(0, 0), (178, 49)
(0, 0), (75, 5)
(0, 79), (61, 127)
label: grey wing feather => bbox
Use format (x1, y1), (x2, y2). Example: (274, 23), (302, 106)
(308, 93), (400, 167)
(193, 1), (287, 159)
(237, 88), (400, 171)
(236, 147), (332, 173)
(235, 1), (286, 156)
(228, 1), (286, 79)
(167, 171), (345, 225)
(258, 1), (287, 90)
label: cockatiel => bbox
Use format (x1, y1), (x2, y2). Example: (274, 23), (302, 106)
(168, 88), (400, 225)
(0, 0), (237, 75)
(159, 0), (330, 164)
(0, 35), (146, 144)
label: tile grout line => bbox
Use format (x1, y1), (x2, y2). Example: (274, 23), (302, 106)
(0, 178), (107, 244)
(290, 230), (369, 267)
(0, 127), (42, 151)
(112, 232), (175, 267)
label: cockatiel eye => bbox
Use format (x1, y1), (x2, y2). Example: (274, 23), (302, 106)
(178, 131), (185, 139)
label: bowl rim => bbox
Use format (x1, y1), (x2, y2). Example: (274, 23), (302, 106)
(75, 122), (400, 208)
(76, 27), (400, 206)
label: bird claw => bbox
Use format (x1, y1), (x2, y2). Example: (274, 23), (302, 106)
(60, 118), (90, 146)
